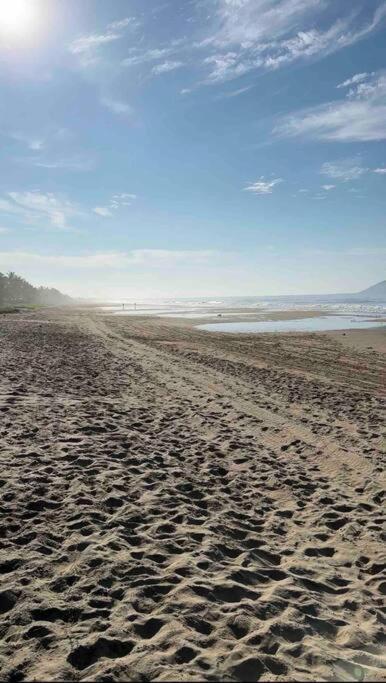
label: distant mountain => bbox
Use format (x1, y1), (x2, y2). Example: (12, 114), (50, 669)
(354, 280), (386, 300)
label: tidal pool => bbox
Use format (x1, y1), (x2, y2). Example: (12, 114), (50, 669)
(197, 315), (386, 334)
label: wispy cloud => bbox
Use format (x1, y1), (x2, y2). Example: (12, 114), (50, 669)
(9, 132), (44, 151)
(93, 193), (136, 218)
(93, 207), (112, 217)
(152, 60), (184, 75)
(320, 159), (367, 182)
(0, 249), (221, 269)
(342, 70), (386, 101)
(122, 44), (183, 70)
(244, 177), (282, 195)
(275, 69), (386, 142)
(203, 52), (249, 83)
(337, 72), (373, 89)
(26, 139), (44, 151)
(199, 1), (386, 83)
(374, 167), (386, 174)
(108, 2), (386, 89)
(100, 97), (133, 115)
(69, 32), (121, 56)
(322, 184), (335, 191)
(110, 193), (136, 207)
(108, 18), (137, 31)
(216, 84), (254, 99)
(18, 156), (95, 172)
(69, 16), (137, 64)
(0, 227), (10, 234)
(207, 0), (334, 48)
(68, 3), (386, 94)
(0, 191), (79, 230)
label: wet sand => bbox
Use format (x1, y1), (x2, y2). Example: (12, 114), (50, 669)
(0, 307), (385, 681)
(111, 308), (327, 325)
(327, 327), (386, 354)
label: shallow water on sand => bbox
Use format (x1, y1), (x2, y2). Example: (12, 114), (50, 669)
(198, 315), (386, 334)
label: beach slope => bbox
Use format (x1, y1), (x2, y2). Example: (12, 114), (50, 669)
(0, 309), (385, 681)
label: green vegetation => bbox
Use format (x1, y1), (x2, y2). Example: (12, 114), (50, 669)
(0, 271), (71, 308)
(0, 306), (20, 315)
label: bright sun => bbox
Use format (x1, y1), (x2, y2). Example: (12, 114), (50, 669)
(0, 0), (37, 38)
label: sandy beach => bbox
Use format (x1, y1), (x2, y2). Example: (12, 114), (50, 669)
(0, 307), (385, 682)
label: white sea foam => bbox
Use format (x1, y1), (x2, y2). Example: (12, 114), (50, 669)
(101, 294), (386, 319)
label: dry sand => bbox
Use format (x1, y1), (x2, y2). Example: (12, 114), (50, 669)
(0, 308), (385, 682)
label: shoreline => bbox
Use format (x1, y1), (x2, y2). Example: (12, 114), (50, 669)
(98, 307), (386, 353)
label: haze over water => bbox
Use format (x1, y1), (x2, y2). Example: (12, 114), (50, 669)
(103, 293), (386, 318)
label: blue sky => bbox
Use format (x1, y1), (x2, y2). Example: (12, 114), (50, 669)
(0, 0), (385, 298)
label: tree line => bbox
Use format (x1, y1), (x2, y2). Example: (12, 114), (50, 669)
(0, 271), (72, 306)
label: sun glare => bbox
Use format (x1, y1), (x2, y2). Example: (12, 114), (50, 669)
(0, 0), (37, 38)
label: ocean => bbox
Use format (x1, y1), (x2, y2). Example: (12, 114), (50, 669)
(101, 294), (386, 318)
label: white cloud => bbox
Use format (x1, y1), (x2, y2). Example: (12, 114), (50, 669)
(322, 184), (335, 190)
(107, 18), (137, 31)
(69, 16), (136, 63)
(28, 139), (44, 151)
(1, 247), (383, 299)
(343, 70), (386, 101)
(9, 132), (44, 151)
(276, 100), (386, 142)
(122, 46), (174, 68)
(0, 250), (220, 269)
(67, 3), (386, 91)
(128, 249), (217, 266)
(101, 98), (133, 115)
(244, 177), (282, 195)
(0, 227), (10, 234)
(69, 32), (120, 56)
(93, 193), (137, 218)
(19, 156), (95, 172)
(203, 52), (248, 82)
(275, 69), (386, 142)
(112, 2), (386, 87)
(337, 72), (372, 89)
(0, 199), (20, 214)
(374, 167), (386, 174)
(121, 38), (188, 73)
(0, 191), (78, 230)
(110, 193), (136, 208)
(217, 84), (253, 99)
(320, 160), (367, 182)
(152, 60), (184, 75)
(207, 0), (322, 50)
(199, 1), (386, 83)
(93, 207), (112, 217)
